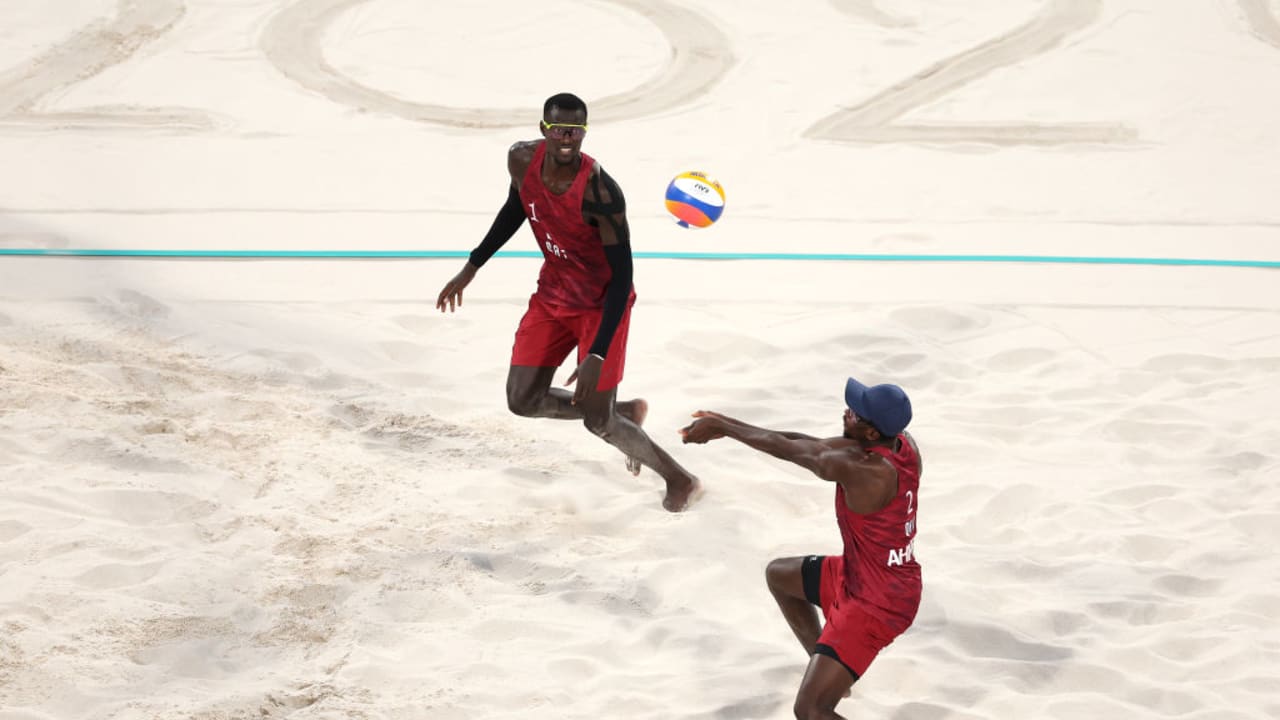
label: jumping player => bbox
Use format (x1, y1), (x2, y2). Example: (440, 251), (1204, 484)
(435, 92), (701, 512)
(679, 377), (921, 718)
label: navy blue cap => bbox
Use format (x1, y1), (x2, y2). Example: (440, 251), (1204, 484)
(844, 377), (912, 437)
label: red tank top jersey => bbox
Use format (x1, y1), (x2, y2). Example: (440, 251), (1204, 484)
(518, 142), (618, 309)
(834, 435), (922, 633)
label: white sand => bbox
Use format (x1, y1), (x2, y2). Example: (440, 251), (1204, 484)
(2, 1), (1279, 718)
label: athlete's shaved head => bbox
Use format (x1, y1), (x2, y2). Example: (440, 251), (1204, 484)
(544, 93), (587, 121)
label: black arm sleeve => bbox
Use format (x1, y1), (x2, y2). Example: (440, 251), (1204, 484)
(468, 185), (527, 268)
(588, 235), (633, 358)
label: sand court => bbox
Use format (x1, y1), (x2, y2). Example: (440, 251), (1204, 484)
(3, 1), (1280, 718)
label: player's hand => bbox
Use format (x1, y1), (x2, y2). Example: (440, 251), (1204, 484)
(679, 411), (728, 444)
(566, 354), (604, 405)
(436, 264), (478, 312)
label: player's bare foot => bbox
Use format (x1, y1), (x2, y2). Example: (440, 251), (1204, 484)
(618, 398), (648, 476)
(662, 476), (703, 513)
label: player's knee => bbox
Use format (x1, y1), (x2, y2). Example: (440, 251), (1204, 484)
(765, 557), (794, 592)
(792, 696), (835, 720)
(507, 393), (537, 418)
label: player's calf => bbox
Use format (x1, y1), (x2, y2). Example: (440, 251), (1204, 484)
(581, 407), (614, 438)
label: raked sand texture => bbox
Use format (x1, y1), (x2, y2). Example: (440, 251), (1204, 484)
(2, 1), (1279, 719)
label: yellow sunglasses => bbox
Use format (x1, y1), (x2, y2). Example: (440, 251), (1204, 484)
(541, 121), (588, 140)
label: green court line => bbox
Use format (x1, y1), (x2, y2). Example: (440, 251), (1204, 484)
(0, 248), (1276, 268)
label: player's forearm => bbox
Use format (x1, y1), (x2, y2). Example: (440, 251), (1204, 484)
(588, 285), (628, 357)
(712, 415), (816, 441)
(722, 423), (822, 472)
(777, 430), (820, 441)
(588, 241), (633, 357)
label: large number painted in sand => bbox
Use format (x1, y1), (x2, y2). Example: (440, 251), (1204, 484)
(810, 0), (1280, 145)
(0, 0), (730, 130)
(1, 0), (1275, 139)
(258, 0), (733, 128)
(0, 0), (215, 130)
(1238, 0), (1280, 49)
(808, 0), (1135, 145)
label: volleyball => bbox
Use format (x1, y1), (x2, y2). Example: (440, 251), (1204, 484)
(664, 171), (725, 228)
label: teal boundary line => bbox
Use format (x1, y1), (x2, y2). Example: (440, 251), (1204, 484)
(0, 248), (1276, 268)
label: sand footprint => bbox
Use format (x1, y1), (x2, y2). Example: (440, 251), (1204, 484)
(944, 620), (1073, 663)
(983, 346), (1059, 372)
(56, 436), (191, 473)
(84, 488), (215, 525)
(245, 348), (325, 373)
(0, 519), (32, 542)
(665, 330), (778, 368)
(75, 560), (165, 590)
(890, 305), (992, 334)
(1115, 533), (1181, 563)
(391, 314), (434, 334)
(107, 289), (172, 322)
(378, 340), (432, 364)
(1151, 573), (1221, 598)
(544, 656), (602, 683)
(1141, 353), (1234, 374)
(712, 695), (786, 719)
(1086, 598), (1195, 626)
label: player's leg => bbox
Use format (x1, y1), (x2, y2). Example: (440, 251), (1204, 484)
(766, 556), (824, 654)
(567, 301), (701, 510)
(613, 397), (647, 475)
(793, 654), (856, 720)
(799, 563), (896, 718)
(577, 387), (701, 511)
(506, 365), (581, 418)
(507, 296), (580, 419)
(609, 303), (642, 444)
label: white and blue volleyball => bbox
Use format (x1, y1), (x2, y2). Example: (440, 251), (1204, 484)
(664, 171), (726, 228)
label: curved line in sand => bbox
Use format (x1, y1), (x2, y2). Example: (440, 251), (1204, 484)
(808, 0), (1137, 145)
(259, 0), (734, 128)
(0, 0), (215, 130)
(828, 0), (915, 28)
(1238, 0), (1280, 49)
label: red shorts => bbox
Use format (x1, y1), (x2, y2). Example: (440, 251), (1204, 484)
(510, 293), (634, 392)
(806, 555), (907, 678)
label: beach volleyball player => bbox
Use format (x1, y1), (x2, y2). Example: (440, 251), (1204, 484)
(680, 377), (922, 717)
(435, 92), (701, 512)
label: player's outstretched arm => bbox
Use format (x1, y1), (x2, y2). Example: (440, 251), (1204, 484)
(681, 411), (830, 466)
(701, 412), (819, 440)
(691, 410), (821, 441)
(680, 410), (895, 512)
